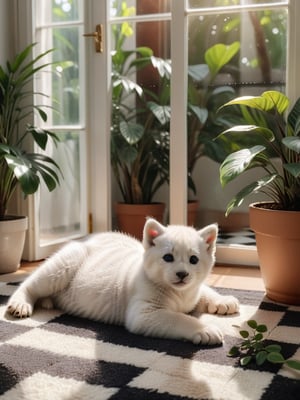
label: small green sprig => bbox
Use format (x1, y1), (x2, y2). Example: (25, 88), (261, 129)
(228, 320), (300, 371)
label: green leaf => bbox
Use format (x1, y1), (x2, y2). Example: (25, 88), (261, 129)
(282, 136), (300, 154)
(265, 344), (282, 353)
(9, 43), (35, 73)
(119, 121), (144, 145)
(205, 41), (240, 78)
(267, 352), (285, 364)
(114, 76), (143, 97)
(147, 101), (171, 125)
(256, 324), (268, 333)
(240, 356), (252, 366)
(239, 330), (250, 339)
(188, 64), (209, 82)
(285, 360), (300, 371)
(283, 163), (300, 178)
(287, 96), (300, 131)
(28, 127), (48, 150)
(220, 145), (266, 186)
(256, 351), (268, 366)
(220, 90), (289, 114)
(254, 333), (264, 341)
(37, 107), (48, 122)
(135, 46), (153, 57)
(262, 91), (290, 114)
(217, 125), (275, 147)
(118, 145), (137, 164)
(224, 175), (278, 215)
(247, 320), (258, 330)
(5, 154), (40, 194)
(151, 56), (171, 78)
(228, 346), (240, 357)
(188, 105), (208, 125)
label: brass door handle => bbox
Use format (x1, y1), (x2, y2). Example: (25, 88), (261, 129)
(83, 24), (103, 53)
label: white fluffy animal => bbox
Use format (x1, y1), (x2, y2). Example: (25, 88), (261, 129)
(7, 218), (239, 345)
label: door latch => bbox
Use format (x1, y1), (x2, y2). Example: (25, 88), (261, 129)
(83, 24), (103, 53)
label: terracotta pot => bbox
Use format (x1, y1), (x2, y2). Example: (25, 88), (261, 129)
(0, 216), (28, 274)
(114, 203), (165, 241)
(187, 200), (199, 227)
(249, 202), (300, 305)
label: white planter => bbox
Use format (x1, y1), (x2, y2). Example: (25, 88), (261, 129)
(0, 216), (28, 273)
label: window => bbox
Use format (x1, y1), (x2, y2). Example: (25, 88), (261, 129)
(33, 0), (88, 248)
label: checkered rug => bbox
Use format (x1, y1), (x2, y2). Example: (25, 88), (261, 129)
(217, 229), (256, 246)
(0, 280), (299, 399)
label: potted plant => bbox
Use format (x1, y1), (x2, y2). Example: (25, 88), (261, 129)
(111, 12), (170, 240)
(0, 43), (61, 273)
(186, 41), (240, 224)
(217, 90), (300, 304)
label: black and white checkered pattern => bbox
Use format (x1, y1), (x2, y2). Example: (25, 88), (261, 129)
(0, 281), (299, 399)
(217, 229), (256, 246)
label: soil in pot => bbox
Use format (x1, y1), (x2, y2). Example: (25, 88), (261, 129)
(250, 202), (300, 305)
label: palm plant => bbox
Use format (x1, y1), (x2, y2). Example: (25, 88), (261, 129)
(0, 43), (61, 219)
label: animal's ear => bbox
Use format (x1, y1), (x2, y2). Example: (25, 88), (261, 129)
(198, 224), (218, 255)
(143, 218), (166, 248)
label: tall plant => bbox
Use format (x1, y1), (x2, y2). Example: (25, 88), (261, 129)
(0, 43), (61, 219)
(111, 4), (170, 204)
(111, 2), (240, 202)
(186, 41), (240, 194)
(217, 90), (300, 214)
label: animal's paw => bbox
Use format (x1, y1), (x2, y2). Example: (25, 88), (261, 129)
(6, 301), (33, 318)
(192, 325), (223, 345)
(207, 295), (239, 315)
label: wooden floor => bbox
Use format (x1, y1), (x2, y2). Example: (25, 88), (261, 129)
(0, 261), (266, 292)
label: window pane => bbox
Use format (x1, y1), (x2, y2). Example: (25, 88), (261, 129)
(110, 17), (170, 206)
(188, 9), (286, 93)
(34, 0), (87, 250)
(39, 132), (85, 245)
(36, 26), (82, 125)
(38, 0), (82, 24)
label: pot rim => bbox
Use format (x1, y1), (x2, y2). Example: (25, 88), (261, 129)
(250, 202), (300, 214)
(0, 215), (28, 232)
(0, 215), (28, 222)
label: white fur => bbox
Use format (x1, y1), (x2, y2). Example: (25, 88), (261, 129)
(6, 219), (239, 345)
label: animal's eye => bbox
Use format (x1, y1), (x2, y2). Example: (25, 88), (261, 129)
(189, 255), (199, 265)
(163, 253), (174, 263)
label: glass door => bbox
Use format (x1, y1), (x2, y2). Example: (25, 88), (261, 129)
(23, 0), (111, 260)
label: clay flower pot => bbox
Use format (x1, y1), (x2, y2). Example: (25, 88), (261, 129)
(114, 203), (165, 241)
(187, 200), (199, 227)
(250, 202), (300, 305)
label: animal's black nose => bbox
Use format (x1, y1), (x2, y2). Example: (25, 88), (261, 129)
(176, 271), (189, 280)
